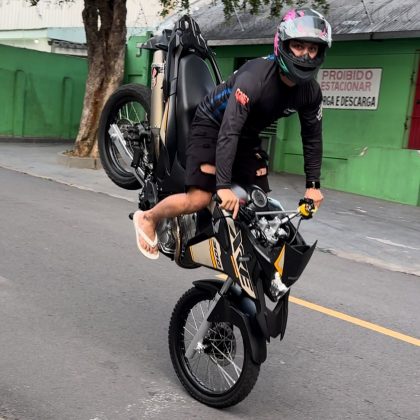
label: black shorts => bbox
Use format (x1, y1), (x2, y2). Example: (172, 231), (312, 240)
(185, 116), (270, 193)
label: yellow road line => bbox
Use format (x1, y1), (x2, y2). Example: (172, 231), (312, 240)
(289, 296), (420, 347)
(214, 274), (420, 347)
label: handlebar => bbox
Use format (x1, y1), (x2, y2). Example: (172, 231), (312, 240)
(213, 194), (317, 224)
(277, 200), (317, 225)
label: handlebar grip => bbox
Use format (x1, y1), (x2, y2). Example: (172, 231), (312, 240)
(298, 198), (316, 219)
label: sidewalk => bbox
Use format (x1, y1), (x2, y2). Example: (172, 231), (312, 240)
(1, 140), (419, 277)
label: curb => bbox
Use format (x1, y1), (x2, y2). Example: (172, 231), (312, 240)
(57, 151), (103, 170)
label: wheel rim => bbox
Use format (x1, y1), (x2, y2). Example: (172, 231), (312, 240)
(107, 99), (149, 175)
(181, 299), (245, 394)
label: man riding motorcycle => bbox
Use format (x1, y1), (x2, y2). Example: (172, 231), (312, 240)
(133, 8), (332, 260)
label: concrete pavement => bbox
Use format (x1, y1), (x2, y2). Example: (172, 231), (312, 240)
(0, 140), (419, 276)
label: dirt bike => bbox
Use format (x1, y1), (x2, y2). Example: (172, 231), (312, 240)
(98, 15), (317, 408)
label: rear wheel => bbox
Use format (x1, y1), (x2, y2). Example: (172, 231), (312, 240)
(168, 286), (260, 408)
(98, 83), (151, 190)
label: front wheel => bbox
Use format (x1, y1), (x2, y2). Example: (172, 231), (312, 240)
(168, 286), (260, 408)
(98, 83), (151, 190)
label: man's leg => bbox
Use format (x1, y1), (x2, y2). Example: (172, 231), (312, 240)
(134, 187), (212, 255)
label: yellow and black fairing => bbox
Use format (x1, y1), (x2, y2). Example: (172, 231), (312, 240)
(181, 202), (259, 299)
(267, 228), (317, 291)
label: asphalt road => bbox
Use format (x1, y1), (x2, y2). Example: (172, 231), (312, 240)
(0, 168), (419, 420)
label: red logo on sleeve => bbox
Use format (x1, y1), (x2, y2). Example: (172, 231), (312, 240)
(235, 88), (249, 106)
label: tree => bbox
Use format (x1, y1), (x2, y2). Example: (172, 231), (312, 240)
(30, 0), (127, 158)
(159, 0), (329, 19)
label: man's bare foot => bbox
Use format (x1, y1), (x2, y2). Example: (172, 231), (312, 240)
(133, 211), (159, 258)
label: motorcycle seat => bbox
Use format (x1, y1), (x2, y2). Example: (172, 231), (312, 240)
(174, 53), (216, 168)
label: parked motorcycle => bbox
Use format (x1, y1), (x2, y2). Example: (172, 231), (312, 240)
(98, 15), (317, 408)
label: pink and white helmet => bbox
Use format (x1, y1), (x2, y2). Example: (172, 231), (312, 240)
(274, 8), (332, 84)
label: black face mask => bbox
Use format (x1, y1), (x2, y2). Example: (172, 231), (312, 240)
(285, 42), (315, 65)
(276, 39), (327, 85)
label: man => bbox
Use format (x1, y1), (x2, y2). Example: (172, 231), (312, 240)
(133, 8), (332, 259)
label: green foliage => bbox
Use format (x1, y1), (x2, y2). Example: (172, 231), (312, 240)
(159, 0), (329, 18)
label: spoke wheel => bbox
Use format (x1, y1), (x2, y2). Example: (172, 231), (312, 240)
(98, 83), (151, 190)
(169, 286), (260, 408)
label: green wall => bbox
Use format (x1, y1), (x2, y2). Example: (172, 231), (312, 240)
(124, 35), (151, 86)
(0, 44), (87, 140)
(0, 36), (148, 141)
(213, 44), (272, 80)
(212, 39), (420, 206)
(280, 40), (420, 206)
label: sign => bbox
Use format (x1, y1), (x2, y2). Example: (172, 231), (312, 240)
(317, 68), (382, 110)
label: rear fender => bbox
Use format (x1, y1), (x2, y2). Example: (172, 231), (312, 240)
(193, 279), (267, 364)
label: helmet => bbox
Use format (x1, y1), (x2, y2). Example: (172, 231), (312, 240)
(274, 8), (332, 85)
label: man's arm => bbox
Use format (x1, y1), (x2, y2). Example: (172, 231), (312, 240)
(298, 88), (324, 206)
(215, 72), (259, 217)
(215, 74), (257, 190)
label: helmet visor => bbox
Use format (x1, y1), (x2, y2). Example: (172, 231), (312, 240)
(280, 15), (331, 47)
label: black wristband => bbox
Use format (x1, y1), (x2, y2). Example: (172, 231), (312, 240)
(306, 181), (321, 189)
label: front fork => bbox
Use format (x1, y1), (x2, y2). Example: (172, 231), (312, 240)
(185, 277), (234, 359)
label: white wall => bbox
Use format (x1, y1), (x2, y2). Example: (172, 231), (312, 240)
(0, 35), (51, 52)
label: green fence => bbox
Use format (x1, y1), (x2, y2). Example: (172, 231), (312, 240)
(0, 44), (87, 140)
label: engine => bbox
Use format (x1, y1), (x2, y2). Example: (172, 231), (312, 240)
(233, 184), (292, 247)
(254, 216), (290, 245)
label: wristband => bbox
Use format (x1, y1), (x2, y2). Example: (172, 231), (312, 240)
(306, 181), (320, 189)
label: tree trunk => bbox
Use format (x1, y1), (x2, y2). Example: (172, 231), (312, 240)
(73, 0), (127, 158)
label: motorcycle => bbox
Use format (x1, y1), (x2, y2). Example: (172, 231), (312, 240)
(98, 15), (317, 408)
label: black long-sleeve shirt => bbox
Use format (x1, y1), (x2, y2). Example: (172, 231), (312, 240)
(195, 55), (323, 190)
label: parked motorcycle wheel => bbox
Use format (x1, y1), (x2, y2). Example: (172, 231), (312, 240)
(98, 83), (151, 190)
(169, 286), (260, 408)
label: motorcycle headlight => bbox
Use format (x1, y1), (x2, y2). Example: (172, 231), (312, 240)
(250, 188), (268, 208)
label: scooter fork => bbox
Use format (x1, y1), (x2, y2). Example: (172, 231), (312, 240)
(185, 277), (234, 359)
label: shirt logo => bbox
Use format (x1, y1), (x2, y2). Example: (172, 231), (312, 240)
(283, 108), (297, 116)
(235, 88), (249, 106)
(316, 104), (323, 121)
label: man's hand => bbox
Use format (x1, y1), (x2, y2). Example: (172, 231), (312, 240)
(305, 188), (324, 208)
(217, 188), (240, 219)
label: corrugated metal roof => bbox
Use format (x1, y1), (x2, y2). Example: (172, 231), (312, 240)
(0, 0), (84, 29)
(157, 0), (420, 44)
(0, 0), (162, 30)
(332, 0), (420, 36)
